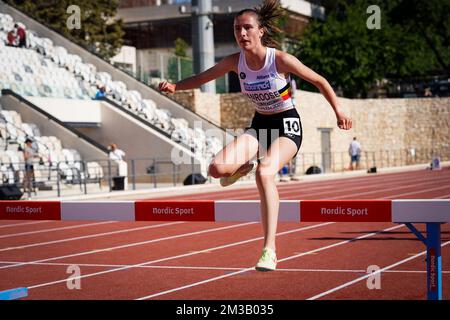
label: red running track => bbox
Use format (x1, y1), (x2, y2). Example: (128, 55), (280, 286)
(0, 167), (449, 300)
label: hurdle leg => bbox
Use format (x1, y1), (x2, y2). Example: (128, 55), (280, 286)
(405, 222), (443, 300)
(426, 223), (442, 300)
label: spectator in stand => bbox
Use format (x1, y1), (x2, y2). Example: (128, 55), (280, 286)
(6, 30), (17, 47)
(424, 87), (433, 97)
(94, 86), (106, 100)
(15, 23), (26, 48)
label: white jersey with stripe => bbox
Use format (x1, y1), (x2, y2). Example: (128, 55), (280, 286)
(238, 47), (294, 114)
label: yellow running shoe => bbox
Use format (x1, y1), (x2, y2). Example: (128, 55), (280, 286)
(219, 160), (257, 187)
(255, 247), (277, 271)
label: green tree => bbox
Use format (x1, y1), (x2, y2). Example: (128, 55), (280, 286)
(296, 1), (390, 97)
(174, 37), (188, 58)
(389, 0), (450, 74)
(274, 4), (288, 50)
(294, 0), (448, 98)
(4, 0), (124, 60)
(168, 38), (193, 82)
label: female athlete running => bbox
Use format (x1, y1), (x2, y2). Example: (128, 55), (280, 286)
(159, 0), (352, 271)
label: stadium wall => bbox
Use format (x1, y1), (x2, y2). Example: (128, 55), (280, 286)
(173, 89), (450, 171)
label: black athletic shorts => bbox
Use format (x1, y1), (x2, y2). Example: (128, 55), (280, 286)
(245, 108), (303, 157)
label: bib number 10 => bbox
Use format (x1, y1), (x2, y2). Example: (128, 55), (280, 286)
(283, 118), (301, 136)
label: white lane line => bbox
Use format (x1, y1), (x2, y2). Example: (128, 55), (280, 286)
(384, 185), (450, 198)
(322, 180), (450, 200)
(132, 184), (448, 299)
(27, 222), (332, 290)
(0, 260), (447, 274)
(193, 171), (449, 200)
(0, 221), (50, 229)
(0, 221), (116, 239)
(7, 174), (437, 293)
(435, 194), (450, 199)
(197, 172), (448, 200)
(307, 240), (450, 300)
(25, 177), (427, 294)
(276, 225), (405, 266)
(215, 174), (450, 200)
(369, 270), (450, 274)
(283, 178), (450, 200)
(135, 224), (404, 300)
(0, 221), (183, 252)
(0, 222), (255, 271)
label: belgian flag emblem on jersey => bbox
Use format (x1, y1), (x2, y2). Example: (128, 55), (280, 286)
(278, 82), (292, 101)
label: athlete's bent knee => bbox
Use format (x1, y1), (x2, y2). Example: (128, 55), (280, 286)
(256, 165), (276, 181)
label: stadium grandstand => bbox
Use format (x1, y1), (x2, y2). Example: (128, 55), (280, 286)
(0, 5), (230, 199)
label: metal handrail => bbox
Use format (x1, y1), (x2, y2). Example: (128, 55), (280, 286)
(1, 146), (448, 199)
(0, 112), (49, 153)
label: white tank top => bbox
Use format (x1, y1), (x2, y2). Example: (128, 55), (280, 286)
(238, 47), (295, 114)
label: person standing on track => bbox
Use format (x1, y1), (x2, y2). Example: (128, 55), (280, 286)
(23, 138), (40, 199)
(158, 0), (352, 271)
(348, 137), (361, 170)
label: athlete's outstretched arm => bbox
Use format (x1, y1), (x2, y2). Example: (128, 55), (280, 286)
(159, 54), (238, 93)
(276, 51), (352, 130)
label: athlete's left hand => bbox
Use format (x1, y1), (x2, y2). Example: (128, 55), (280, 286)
(336, 113), (352, 130)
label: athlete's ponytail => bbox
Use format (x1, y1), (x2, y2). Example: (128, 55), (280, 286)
(235, 0), (284, 48)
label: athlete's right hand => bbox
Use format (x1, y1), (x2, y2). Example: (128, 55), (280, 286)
(158, 81), (176, 94)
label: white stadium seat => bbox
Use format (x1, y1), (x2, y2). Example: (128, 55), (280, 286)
(0, 12), (223, 166)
